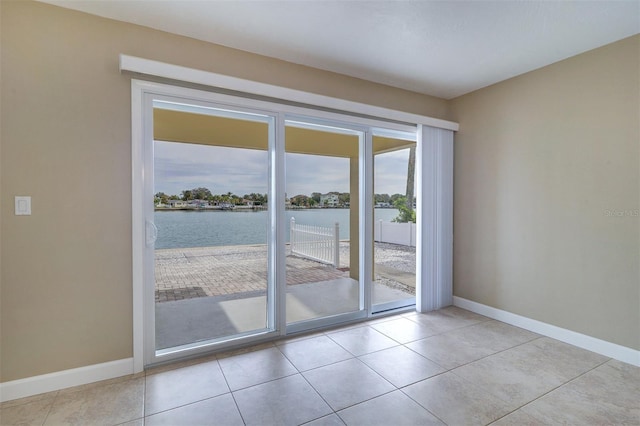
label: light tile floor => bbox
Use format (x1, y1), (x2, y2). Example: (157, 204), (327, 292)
(2, 306), (639, 426)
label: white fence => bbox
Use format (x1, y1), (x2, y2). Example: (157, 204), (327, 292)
(290, 217), (340, 267)
(374, 220), (416, 247)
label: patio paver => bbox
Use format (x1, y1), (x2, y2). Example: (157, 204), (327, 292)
(155, 242), (415, 302)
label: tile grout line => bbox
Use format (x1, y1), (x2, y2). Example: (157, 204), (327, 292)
(142, 394), (230, 420)
(444, 336), (548, 400)
(215, 352), (264, 425)
(332, 388), (400, 420)
(393, 335), (551, 425)
(278, 342), (340, 424)
(301, 371), (402, 425)
(276, 342), (405, 424)
(143, 361), (239, 422)
(142, 371), (147, 420)
(486, 356), (614, 425)
(274, 344), (339, 424)
(397, 385), (449, 425)
(224, 372), (300, 393)
(39, 391), (58, 426)
(415, 333), (546, 373)
(324, 324), (403, 357)
(445, 339), (614, 425)
(227, 391), (248, 425)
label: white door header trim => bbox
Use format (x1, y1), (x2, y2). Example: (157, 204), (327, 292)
(119, 54), (459, 132)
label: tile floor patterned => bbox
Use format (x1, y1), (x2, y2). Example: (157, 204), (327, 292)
(1, 306), (639, 426)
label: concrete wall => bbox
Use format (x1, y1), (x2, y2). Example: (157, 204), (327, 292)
(450, 35), (640, 350)
(0, 1), (450, 382)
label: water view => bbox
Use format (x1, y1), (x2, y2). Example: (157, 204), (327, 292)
(154, 208), (401, 249)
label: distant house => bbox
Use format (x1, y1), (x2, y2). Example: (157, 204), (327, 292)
(167, 200), (188, 208)
(187, 199), (209, 208)
(321, 193), (339, 207)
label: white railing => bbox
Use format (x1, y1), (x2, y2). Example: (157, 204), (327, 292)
(290, 217), (340, 267)
(374, 220), (416, 247)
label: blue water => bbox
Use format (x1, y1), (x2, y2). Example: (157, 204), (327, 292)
(154, 208), (400, 249)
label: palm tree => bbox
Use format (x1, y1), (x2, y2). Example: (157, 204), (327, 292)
(405, 146), (415, 211)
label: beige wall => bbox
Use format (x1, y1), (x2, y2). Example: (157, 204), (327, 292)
(450, 35), (640, 350)
(0, 1), (450, 382)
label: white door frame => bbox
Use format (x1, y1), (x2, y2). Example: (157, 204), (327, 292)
(282, 115), (371, 334)
(129, 64), (456, 372)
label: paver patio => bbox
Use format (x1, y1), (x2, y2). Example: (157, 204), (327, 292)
(155, 242), (415, 302)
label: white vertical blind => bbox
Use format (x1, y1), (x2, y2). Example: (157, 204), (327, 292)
(416, 125), (454, 311)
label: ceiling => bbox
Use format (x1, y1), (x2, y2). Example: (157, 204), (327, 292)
(153, 108), (412, 157)
(40, 0), (639, 99)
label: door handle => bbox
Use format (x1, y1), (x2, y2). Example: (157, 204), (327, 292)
(145, 220), (158, 247)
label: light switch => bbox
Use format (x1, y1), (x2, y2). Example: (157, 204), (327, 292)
(15, 196), (31, 215)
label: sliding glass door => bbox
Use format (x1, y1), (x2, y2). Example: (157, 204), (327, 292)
(137, 83), (421, 366)
(148, 98), (277, 358)
(284, 120), (367, 330)
(371, 132), (417, 313)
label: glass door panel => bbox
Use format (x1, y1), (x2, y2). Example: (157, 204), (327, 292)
(284, 121), (364, 328)
(372, 135), (417, 312)
(152, 102), (274, 353)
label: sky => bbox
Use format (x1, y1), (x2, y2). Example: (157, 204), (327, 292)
(154, 141), (411, 198)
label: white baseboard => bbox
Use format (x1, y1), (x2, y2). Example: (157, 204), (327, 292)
(0, 358), (134, 403)
(453, 297), (639, 367)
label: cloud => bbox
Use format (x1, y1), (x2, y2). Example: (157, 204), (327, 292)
(154, 141), (268, 196)
(154, 141), (413, 198)
(375, 149), (411, 195)
(286, 153), (350, 195)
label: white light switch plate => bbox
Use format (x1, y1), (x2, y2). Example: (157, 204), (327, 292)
(15, 196), (31, 215)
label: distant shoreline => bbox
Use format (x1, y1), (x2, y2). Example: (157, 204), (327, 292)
(154, 206), (397, 212)
(155, 206), (266, 212)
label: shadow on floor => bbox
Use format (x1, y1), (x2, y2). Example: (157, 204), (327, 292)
(156, 278), (413, 350)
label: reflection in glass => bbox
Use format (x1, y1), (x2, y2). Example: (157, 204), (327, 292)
(153, 109), (270, 351)
(285, 124), (361, 325)
(372, 139), (417, 311)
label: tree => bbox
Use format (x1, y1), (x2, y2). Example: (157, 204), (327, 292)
(375, 193), (390, 204)
(390, 193), (404, 204)
(191, 187), (212, 200)
(244, 193), (267, 205)
(405, 147), (416, 211)
(392, 196), (416, 223)
(311, 192), (322, 204)
(155, 192), (169, 205)
(223, 192), (242, 205)
(181, 190), (193, 201)
(290, 194), (309, 207)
